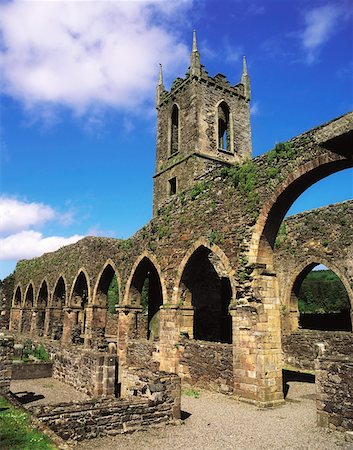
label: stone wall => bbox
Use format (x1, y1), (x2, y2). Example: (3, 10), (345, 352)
(282, 330), (353, 370)
(316, 356), (353, 433)
(12, 362), (53, 380)
(178, 339), (233, 394)
(29, 369), (181, 442)
(125, 340), (160, 371)
(0, 332), (14, 393)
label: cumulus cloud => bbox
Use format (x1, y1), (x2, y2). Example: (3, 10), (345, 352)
(0, 197), (55, 235)
(0, 196), (84, 264)
(0, 0), (192, 115)
(0, 230), (84, 260)
(301, 4), (345, 64)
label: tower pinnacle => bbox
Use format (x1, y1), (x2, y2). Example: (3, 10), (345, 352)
(156, 63), (165, 107)
(241, 55), (251, 101)
(189, 30), (201, 77)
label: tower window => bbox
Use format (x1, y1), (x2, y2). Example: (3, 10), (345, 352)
(169, 177), (177, 195)
(218, 101), (231, 151)
(170, 104), (179, 155)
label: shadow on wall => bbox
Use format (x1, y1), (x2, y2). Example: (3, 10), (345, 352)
(282, 369), (315, 399)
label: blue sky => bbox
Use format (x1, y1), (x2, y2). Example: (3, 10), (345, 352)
(0, 0), (352, 280)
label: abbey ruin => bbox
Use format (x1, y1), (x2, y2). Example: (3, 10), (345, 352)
(1, 32), (353, 438)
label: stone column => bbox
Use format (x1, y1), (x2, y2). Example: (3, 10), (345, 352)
(159, 306), (180, 373)
(9, 307), (21, 333)
(30, 309), (38, 336)
(0, 333), (14, 394)
(232, 271), (284, 407)
(84, 305), (107, 348)
(179, 306), (194, 339)
(62, 308), (77, 344)
(116, 306), (142, 365)
(93, 353), (117, 398)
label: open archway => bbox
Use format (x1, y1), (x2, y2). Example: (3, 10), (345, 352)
(13, 285), (22, 307)
(127, 256), (163, 340)
(70, 271), (89, 344)
(22, 283), (34, 333)
(94, 262), (120, 340)
(36, 280), (48, 336)
(178, 245), (232, 343)
(50, 276), (66, 339)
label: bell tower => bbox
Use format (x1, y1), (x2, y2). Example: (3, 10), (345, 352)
(153, 31), (252, 215)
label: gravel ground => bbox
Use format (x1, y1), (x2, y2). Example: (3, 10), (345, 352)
(9, 378), (353, 449)
(10, 378), (89, 405)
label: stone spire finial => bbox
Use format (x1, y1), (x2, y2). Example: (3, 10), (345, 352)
(158, 63), (164, 86)
(192, 29), (198, 53)
(189, 29), (201, 77)
(241, 55), (251, 101)
(156, 63), (165, 107)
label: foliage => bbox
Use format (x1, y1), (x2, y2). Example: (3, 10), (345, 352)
(107, 274), (119, 315)
(141, 277), (149, 314)
(22, 342), (49, 362)
(221, 161), (260, 220)
(0, 396), (56, 450)
(267, 142), (294, 164)
(274, 223), (287, 248)
(119, 239), (133, 251)
(182, 389), (200, 399)
(209, 230), (224, 246)
(189, 181), (210, 201)
(298, 270), (350, 314)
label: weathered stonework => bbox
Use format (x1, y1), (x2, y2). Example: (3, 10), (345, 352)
(4, 34), (353, 408)
(0, 332), (14, 393)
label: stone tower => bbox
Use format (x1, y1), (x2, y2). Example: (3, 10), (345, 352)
(153, 31), (252, 215)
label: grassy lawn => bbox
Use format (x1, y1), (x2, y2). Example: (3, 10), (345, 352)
(0, 396), (56, 450)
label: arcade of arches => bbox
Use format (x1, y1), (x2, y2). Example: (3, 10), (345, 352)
(6, 111), (353, 407)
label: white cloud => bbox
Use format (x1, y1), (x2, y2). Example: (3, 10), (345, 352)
(250, 101), (259, 116)
(0, 230), (84, 260)
(0, 0), (192, 115)
(301, 4), (344, 64)
(0, 197), (55, 235)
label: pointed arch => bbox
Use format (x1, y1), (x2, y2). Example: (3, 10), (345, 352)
(170, 103), (180, 155)
(93, 259), (121, 309)
(174, 239), (235, 343)
(283, 258), (353, 333)
(37, 279), (49, 309)
(124, 252), (166, 340)
(23, 282), (34, 308)
(69, 268), (91, 308)
(12, 284), (22, 307)
(51, 275), (67, 308)
(217, 100), (232, 152)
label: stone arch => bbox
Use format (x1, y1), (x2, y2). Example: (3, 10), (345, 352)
(124, 252), (165, 340)
(51, 275), (67, 308)
(250, 154), (353, 268)
(283, 258), (353, 333)
(22, 282), (34, 333)
(170, 103), (180, 155)
(69, 269), (90, 343)
(174, 239), (235, 343)
(217, 100), (232, 152)
(36, 279), (49, 336)
(93, 259), (121, 308)
(12, 284), (22, 307)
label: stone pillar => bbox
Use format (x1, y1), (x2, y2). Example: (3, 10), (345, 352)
(0, 332), (14, 394)
(84, 305), (107, 348)
(9, 307), (21, 333)
(116, 306), (142, 365)
(232, 271), (284, 407)
(93, 353), (117, 398)
(159, 306), (180, 373)
(179, 306), (194, 339)
(62, 308), (77, 344)
(30, 309), (38, 336)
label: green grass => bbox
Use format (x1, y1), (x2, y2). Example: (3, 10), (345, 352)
(182, 389), (201, 399)
(0, 397), (56, 450)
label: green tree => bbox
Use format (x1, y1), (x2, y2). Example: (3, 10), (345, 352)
(107, 274), (119, 314)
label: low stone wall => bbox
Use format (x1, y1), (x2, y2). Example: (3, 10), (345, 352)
(12, 362), (53, 380)
(126, 340), (160, 371)
(282, 330), (353, 370)
(52, 347), (117, 397)
(316, 356), (353, 433)
(29, 369), (181, 442)
(0, 332), (14, 393)
(178, 339), (233, 394)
